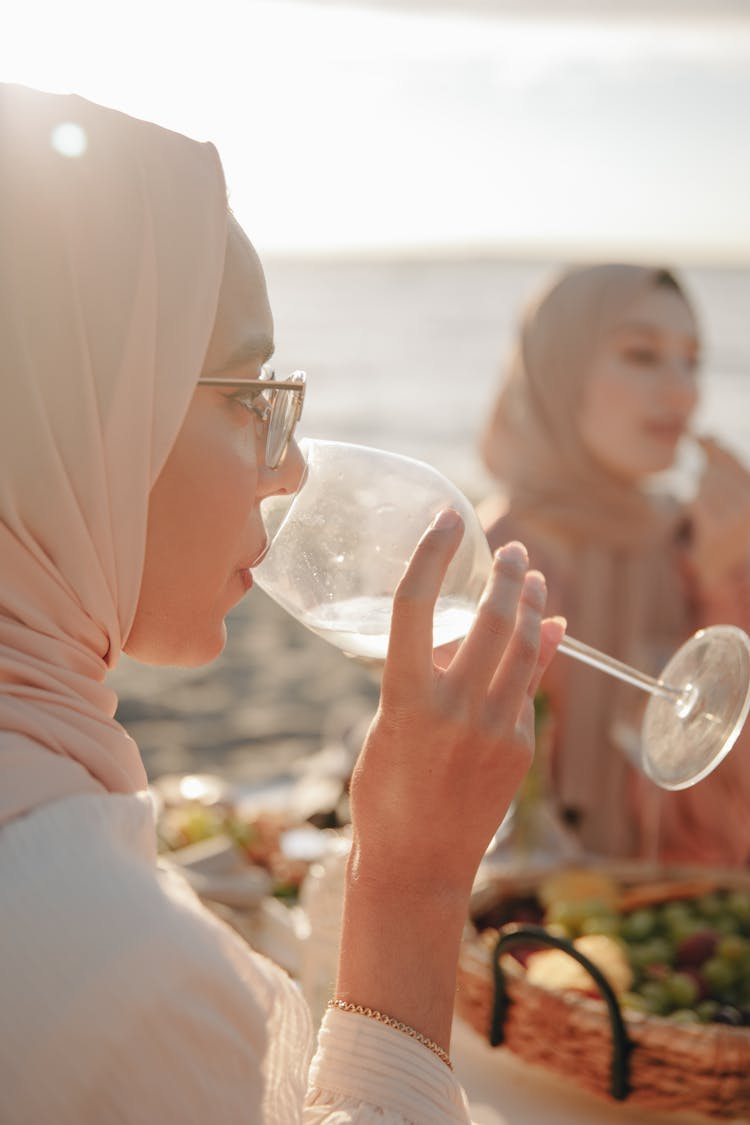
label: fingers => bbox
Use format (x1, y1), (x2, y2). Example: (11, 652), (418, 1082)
(697, 434), (742, 466)
(383, 508), (463, 696)
(697, 436), (750, 491)
(529, 615), (567, 698)
(503, 614), (566, 748)
(433, 638), (461, 671)
(447, 541), (529, 690)
(485, 568), (548, 721)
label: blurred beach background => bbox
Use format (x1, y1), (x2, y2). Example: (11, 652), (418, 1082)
(4, 0), (749, 787)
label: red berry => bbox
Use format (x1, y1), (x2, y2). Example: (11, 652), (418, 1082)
(675, 929), (720, 969)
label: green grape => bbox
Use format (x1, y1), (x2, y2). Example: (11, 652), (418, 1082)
(714, 914), (742, 937)
(726, 890), (750, 926)
(702, 955), (737, 994)
(620, 908), (657, 943)
(717, 934), (750, 963)
(738, 956), (750, 986)
(666, 972), (699, 1009)
(639, 980), (673, 1016)
(546, 901), (584, 933)
(668, 917), (703, 946)
(667, 1009), (701, 1025)
(580, 913), (620, 937)
(696, 893), (724, 920)
(661, 901), (697, 933)
(696, 999), (720, 1023)
(646, 936), (676, 967)
(547, 897), (618, 938)
(627, 942), (656, 972)
(627, 936), (676, 975)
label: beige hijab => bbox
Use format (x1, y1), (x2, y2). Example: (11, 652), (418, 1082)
(481, 265), (694, 854)
(0, 85), (228, 826)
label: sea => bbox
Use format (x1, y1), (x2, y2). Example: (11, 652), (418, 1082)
(262, 254), (750, 501)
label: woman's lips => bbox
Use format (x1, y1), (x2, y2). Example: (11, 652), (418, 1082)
(237, 540), (269, 591)
(645, 422), (685, 443)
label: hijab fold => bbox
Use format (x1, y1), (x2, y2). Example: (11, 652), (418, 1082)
(0, 85), (228, 825)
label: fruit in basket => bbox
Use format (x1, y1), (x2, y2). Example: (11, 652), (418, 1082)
(459, 870), (750, 1119)
(475, 870), (750, 1027)
(538, 869), (619, 912)
(614, 895), (750, 1021)
(675, 928), (720, 968)
(525, 934), (633, 995)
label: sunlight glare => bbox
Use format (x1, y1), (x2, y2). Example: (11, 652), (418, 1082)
(50, 121), (87, 158)
(2, 1), (749, 259)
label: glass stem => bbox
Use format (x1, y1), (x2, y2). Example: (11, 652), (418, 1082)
(558, 635), (682, 703)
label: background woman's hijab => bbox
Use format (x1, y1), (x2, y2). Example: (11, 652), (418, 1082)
(483, 264), (695, 854)
(485, 263), (691, 547)
(0, 85), (228, 824)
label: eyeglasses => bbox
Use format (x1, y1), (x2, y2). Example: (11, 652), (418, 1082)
(198, 368), (306, 470)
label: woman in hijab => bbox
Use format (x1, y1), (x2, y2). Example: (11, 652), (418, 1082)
(479, 264), (750, 866)
(0, 84), (565, 1123)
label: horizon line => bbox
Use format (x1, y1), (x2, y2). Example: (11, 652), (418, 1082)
(258, 239), (750, 269)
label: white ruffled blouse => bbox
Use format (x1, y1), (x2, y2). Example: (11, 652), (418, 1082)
(0, 792), (471, 1123)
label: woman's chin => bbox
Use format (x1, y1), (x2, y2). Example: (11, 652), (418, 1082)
(123, 620), (228, 668)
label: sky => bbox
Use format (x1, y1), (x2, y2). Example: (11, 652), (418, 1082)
(2, 0), (749, 261)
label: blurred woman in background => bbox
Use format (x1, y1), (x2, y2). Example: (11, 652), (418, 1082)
(479, 263), (750, 867)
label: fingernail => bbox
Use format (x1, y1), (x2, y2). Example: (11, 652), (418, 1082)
(551, 615), (567, 630)
(496, 541), (528, 565)
(431, 508), (461, 531)
(522, 571), (547, 610)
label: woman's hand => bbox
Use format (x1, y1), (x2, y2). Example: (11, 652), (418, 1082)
(688, 436), (750, 591)
(348, 508), (565, 899)
(335, 509), (564, 1054)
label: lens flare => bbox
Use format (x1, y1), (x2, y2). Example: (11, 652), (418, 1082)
(50, 122), (87, 158)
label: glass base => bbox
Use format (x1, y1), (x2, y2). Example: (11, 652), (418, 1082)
(642, 625), (750, 790)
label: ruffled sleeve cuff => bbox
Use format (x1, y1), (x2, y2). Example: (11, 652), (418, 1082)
(306, 1007), (471, 1123)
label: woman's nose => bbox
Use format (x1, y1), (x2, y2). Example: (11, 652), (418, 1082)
(262, 437), (306, 498)
(661, 358), (698, 408)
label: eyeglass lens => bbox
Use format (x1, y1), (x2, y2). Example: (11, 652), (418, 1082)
(267, 387), (299, 467)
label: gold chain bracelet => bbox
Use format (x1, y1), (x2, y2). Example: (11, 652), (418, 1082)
(326, 999), (454, 1071)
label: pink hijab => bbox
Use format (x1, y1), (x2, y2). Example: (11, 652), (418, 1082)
(0, 85), (228, 825)
(480, 265), (694, 856)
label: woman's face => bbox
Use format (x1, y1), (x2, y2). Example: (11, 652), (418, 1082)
(124, 235), (304, 667)
(578, 284), (699, 483)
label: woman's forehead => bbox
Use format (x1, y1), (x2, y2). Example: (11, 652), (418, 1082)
(612, 286), (698, 340)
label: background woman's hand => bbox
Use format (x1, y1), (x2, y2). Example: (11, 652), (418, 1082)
(347, 509), (565, 899)
(688, 436), (750, 591)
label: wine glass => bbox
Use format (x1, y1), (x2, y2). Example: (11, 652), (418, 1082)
(254, 438), (488, 660)
(254, 439), (750, 791)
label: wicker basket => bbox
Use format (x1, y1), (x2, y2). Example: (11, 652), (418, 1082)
(455, 864), (750, 1119)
